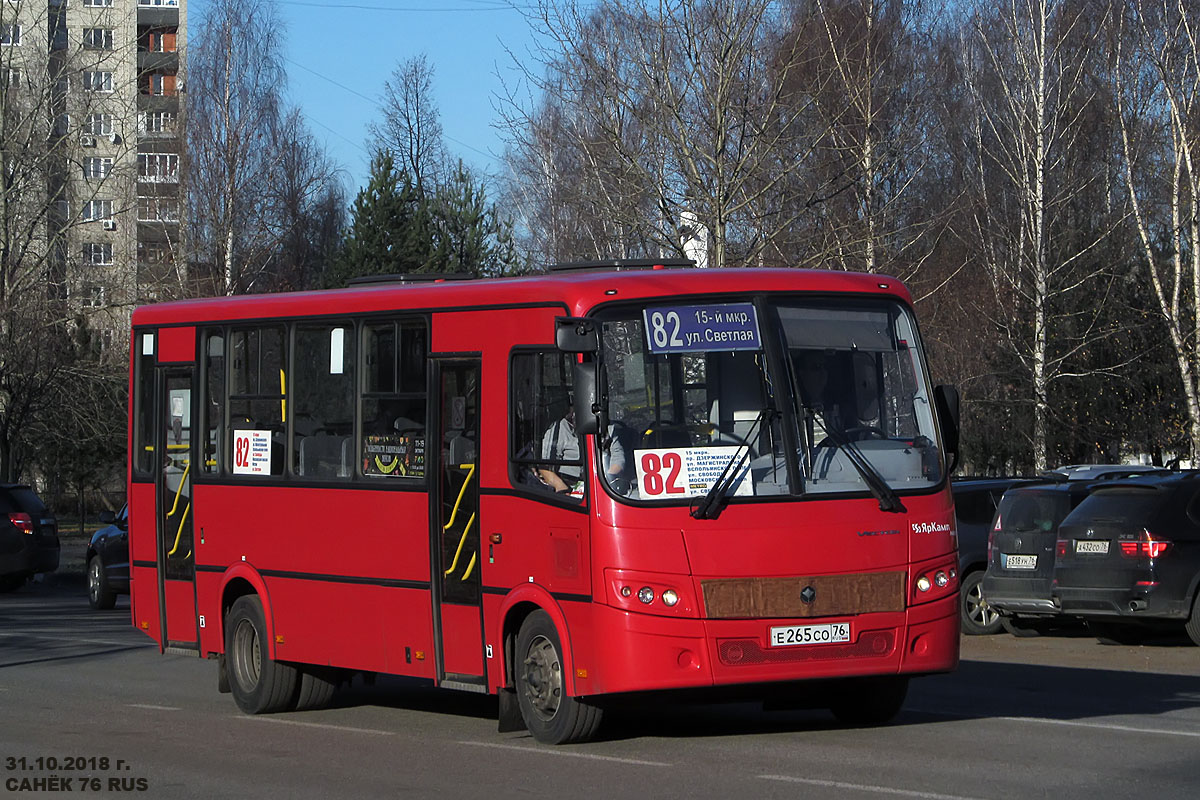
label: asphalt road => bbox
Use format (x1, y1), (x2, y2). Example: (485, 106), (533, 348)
(2, 572), (1198, 800)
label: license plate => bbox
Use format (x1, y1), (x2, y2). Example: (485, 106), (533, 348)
(769, 622), (851, 647)
(1003, 553), (1037, 570)
(1075, 540), (1109, 554)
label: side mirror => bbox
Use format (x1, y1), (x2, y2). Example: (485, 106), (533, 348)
(556, 317), (598, 353)
(933, 384), (960, 455)
(572, 361), (602, 435)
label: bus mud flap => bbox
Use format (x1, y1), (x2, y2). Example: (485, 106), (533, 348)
(498, 687), (525, 733)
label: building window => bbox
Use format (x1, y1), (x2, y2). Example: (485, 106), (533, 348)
(1, 25), (20, 47)
(84, 114), (114, 137)
(84, 71), (114, 93)
(80, 285), (106, 308)
(138, 111), (177, 136)
(137, 0), (180, 6)
(138, 241), (172, 265)
(137, 196), (179, 222)
(146, 73), (176, 96)
(83, 157), (113, 179)
(82, 199), (114, 222)
(84, 0), (115, 7)
(4, 68), (21, 90)
(53, 114), (71, 137)
(142, 30), (177, 53)
(83, 243), (114, 266)
(138, 153), (178, 182)
(83, 29), (115, 50)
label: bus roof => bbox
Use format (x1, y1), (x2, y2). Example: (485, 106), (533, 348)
(130, 267), (912, 326)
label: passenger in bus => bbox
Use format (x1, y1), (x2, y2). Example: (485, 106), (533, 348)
(798, 350), (833, 443)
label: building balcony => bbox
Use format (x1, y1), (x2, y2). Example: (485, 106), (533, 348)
(138, 52), (178, 73)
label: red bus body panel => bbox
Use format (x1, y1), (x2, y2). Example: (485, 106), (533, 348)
(127, 268), (957, 707)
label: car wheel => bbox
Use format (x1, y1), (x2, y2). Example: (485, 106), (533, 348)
(830, 676), (909, 726)
(225, 595), (298, 714)
(514, 610), (603, 744)
(960, 571), (1002, 635)
(1000, 616), (1042, 638)
(1185, 593), (1200, 647)
(1088, 620), (1148, 646)
(87, 555), (117, 610)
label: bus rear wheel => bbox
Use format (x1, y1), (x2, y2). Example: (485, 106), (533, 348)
(514, 610), (603, 744)
(225, 595), (298, 714)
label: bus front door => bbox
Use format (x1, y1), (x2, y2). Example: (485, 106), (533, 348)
(431, 358), (485, 692)
(155, 369), (199, 653)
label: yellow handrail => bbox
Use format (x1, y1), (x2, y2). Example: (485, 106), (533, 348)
(441, 463), (476, 531)
(443, 513), (476, 578)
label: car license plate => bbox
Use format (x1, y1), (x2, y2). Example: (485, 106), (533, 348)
(769, 622), (851, 647)
(1003, 553), (1037, 570)
(1075, 540), (1109, 554)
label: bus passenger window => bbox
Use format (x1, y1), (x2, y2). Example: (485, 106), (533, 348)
(292, 324), (354, 479)
(361, 319), (427, 479)
(227, 326), (287, 477)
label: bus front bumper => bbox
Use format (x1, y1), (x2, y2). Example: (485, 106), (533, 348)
(580, 595), (958, 697)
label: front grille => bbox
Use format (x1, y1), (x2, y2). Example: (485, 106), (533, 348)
(717, 630), (895, 665)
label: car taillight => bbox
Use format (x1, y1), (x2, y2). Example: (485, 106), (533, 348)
(8, 512), (33, 535)
(1119, 529), (1171, 559)
(1056, 539), (1067, 557)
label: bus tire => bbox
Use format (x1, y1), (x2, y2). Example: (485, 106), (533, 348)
(292, 667), (339, 711)
(829, 676), (909, 726)
(514, 610), (603, 744)
(225, 595), (298, 714)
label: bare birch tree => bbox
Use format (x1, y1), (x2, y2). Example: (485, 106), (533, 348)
(187, 0), (338, 295)
(1113, 0), (1200, 462)
(960, 0), (1120, 470)
(503, 0), (834, 268)
(369, 54), (446, 193)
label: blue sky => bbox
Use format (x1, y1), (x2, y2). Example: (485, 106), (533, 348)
(273, 0), (540, 192)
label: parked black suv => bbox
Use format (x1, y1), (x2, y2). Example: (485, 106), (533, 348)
(1054, 473), (1200, 645)
(952, 477), (1034, 634)
(981, 466), (1168, 636)
(87, 504), (129, 609)
(0, 484), (59, 591)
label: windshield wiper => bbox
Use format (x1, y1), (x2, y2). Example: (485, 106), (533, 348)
(818, 425), (906, 513)
(691, 409), (773, 521)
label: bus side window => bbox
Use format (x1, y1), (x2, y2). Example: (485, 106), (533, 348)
(361, 319), (427, 479)
(227, 326), (287, 477)
(292, 324), (355, 479)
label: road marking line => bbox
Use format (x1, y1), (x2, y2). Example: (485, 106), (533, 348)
(129, 704), (181, 711)
(236, 716), (394, 736)
(999, 716), (1200, 739)
(909, 707), (1200, 739)
(459, 741), (670, 766)
(0, 633), (150, 647)
(759, 776), (983, 799)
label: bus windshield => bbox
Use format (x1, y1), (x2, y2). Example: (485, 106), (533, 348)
(598, 297), (943, 503)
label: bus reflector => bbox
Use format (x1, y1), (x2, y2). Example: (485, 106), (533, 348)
(415, 651), (425, 660)
(576, 668), (588, 678)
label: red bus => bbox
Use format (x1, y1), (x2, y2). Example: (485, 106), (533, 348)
(126, 262), (962, 744)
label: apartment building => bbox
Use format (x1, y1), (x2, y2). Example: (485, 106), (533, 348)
(1, 0), (185, 349)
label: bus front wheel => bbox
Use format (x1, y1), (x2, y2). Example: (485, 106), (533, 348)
(225, 595), (298, 714)
(514, 610), (603, 744)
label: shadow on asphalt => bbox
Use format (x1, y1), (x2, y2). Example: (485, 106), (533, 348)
(5, 577), (1196, 742)
(322, 652), (1200, 744)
